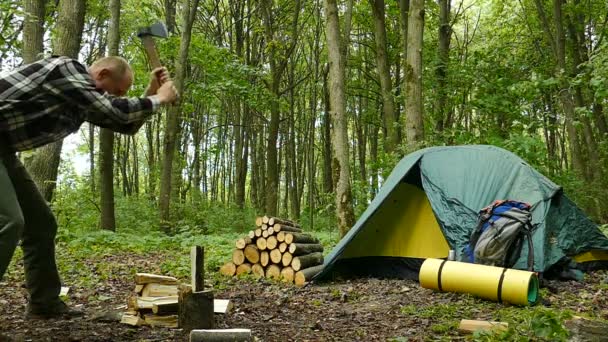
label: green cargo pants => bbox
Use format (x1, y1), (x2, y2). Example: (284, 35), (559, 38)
(0, 151), (61, 306)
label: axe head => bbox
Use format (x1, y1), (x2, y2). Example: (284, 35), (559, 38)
(137, 21), (168, 39)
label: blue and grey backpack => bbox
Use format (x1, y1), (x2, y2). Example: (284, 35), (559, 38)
(465, 200), (535, 271)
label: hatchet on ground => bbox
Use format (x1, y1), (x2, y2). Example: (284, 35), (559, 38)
(137, 21), (168, 69)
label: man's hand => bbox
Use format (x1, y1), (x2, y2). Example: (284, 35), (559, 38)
(145, 67), (170, 96)
(156, 80), (178, 105)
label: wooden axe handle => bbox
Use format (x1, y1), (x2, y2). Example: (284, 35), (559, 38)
(141, 35), (162, 69)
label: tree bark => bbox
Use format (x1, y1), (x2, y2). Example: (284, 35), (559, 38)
(22, 0), (47, 64)
(404, 0), (425, 149)
(435, 0), (451, 132)
(324, 0), (355, 237)
(26, 0), (86, 202)
(370, 0), (399, 153)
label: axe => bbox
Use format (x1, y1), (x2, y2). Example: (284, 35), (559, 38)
(137, 21), (168, 69)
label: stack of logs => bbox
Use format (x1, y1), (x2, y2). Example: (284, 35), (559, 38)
(220, 216), (324, 286)
(120, 273), (180, 327)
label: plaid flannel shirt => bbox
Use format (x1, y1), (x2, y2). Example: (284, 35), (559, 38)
(0, 56), (160, 152)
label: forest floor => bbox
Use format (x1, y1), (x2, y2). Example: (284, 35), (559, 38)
(1, 245), (608, 341)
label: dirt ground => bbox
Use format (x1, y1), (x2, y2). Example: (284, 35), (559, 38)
(1, 253), (607, 342)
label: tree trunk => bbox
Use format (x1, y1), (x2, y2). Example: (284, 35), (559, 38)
(435, 0), (451, 132)
(324, 0), (355, 237)
(165, 0), (177, 34)
(22, 0), (47, 64)
(322, 65), (333, 194)
(159, 0), (200, 231)
(404, 0), (425, 149)
(370, 0), (399, 153)
(26, 0), (86, 202)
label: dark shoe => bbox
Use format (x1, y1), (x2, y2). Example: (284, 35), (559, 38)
(25, 300), (84, 320)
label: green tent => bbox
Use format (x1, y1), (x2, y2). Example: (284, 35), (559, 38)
(316, 145), (608, 281)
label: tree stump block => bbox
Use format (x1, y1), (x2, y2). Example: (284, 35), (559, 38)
(178, 285), (214, 332)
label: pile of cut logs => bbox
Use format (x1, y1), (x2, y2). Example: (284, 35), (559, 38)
(219, 216), (324, 286)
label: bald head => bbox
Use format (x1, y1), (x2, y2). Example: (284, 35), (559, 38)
(88, 56), (134, 96)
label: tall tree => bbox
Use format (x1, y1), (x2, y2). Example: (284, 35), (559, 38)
(159, 0), (200, 230)
(435, 0), (451, 132)
(370, 0), (399, 153)
(404, 0), (425, 149)
(99, 0), (120, 231)
(26, 0), (86, 201)
(324, 0), (355, 236)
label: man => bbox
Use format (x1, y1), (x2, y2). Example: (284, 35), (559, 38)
(0, 55), (177, 319)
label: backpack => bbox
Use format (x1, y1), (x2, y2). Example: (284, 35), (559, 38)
(465, 200), (535, 271)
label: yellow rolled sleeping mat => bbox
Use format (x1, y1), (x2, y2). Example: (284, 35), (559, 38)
(419, 259), (539, 306)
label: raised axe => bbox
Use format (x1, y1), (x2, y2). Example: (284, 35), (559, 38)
(137, 21), (168, 69)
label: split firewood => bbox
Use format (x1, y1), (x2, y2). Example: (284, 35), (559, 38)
(220, 262), (236, 276)
(277, 231), (285, 242)
(191, 246), (204, 292)
(141, 283), (179, 297)
(255, 217), (264, 227)
(244, 245), (260, 264)
(254, 229), (262, 237)
(121, 313), (146, 326)
(190, 329), (252, 342)
(128, 295), (178, 311)
(284, 232), (319, 245)
(248, 231), (255, 239)
(458, 320), (508, 334)
(291, 252), (324, 272)
(214, 299), (233, 314)
(289, 243), (324, 256)
(232, 249), (245, 266)
(260, 251), (270, 267)
(266, 264), (281, 280)
(282, 252), (293, 267)
(235, 237), (253, 250)
(135, 273), (178, 285)
(256, 237), (267, 250)
(294, 264), (324, 287)
(269, 249), (282, 264)
(268, 217), (300, 228)
(134, 284), (145, 294)
(272, 224), (302, 233)
(152, 299), (179, 315)
(251, 264), (265, 279)
(266, 236), (278, 250)
(278, 242), (288, 253)
(236, 263), (252, 276)
(281, 267), (295, 283)
(262, 230), (270, 238)
(144, 314), (178, 328)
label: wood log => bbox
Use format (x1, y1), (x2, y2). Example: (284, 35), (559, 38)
(254, 229), (262, 237)
(232, 249), (245, 266)
(256, 237), (267, 250)
(266, 236), (278, 250)
(144, 314), (178, 328)
(269, 217), (300, 228)
(141, 283), (178, 297)
(129, 296), (178, 311)
(178, 285), (214, 331)
(268, 227), (275, 235)
(121, 313), (146, 326)
(262, 216), (270, 224)
(269, 249), (282, 264)
(190, 329), (252, 342)
(565, 316), (608, 342)
(191, 246), (204, 292)
(248, 230), (255, 239)
(235, 237), (252, 249)
(261, 224), (268, 230)
(289, 243), (324, 256)
(284, 232), (319, 244)
(214, 299), (232, 314)
(282, 252), (293, 267)
(272, 224), (302, 233)
(262, 230), (270, 238)
(135, 273), (178, 285)
(294, 265), (324, 287)
(277, 231), (285, 242)
(152, 299), (179, 315)
(291, 252), (324, 271)
(255, 217), (263, 227)
(260, 251), (270, 267)
(279, 242), (288, 253)
(251, 263), (265, 279)
(236, 263), (252, 276)
(134, 284), (145, 294)
(280, 266), (295, 283)
(244, 245), (260, 264)
(219, 262), (236, 276)
(265, 264), (281, 280)
(458, 320), (508, 334)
